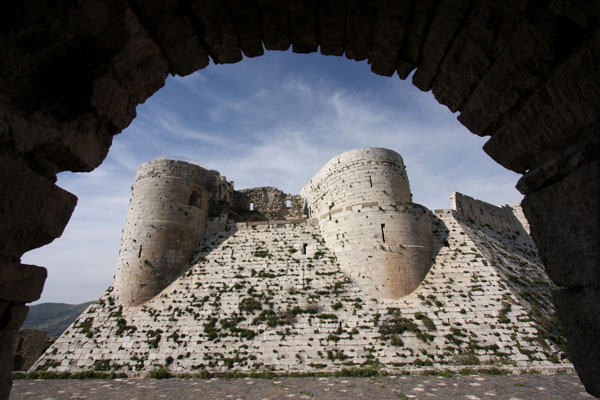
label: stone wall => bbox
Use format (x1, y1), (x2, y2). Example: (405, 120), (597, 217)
(507, 204), (531, 235)
(451, 192), (527, 234)
(231, 187), (304, 221)
(207, 176), (234, 217)
(13, 330), (51, 371)
(113, 159), (226, 307)
(34, 207), (568, 376)
(300, 148), (432, 299)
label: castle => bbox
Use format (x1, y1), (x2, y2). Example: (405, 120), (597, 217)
(114, 148), (433, 307)
(34, 148), (568, 374)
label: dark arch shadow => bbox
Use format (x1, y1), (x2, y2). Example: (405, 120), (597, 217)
(1, 1), (598, 397)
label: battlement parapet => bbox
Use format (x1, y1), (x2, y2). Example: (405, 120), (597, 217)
(451, 192), (529, 234)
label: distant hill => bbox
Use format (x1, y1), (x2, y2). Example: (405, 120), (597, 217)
(22, 301), (94, 337)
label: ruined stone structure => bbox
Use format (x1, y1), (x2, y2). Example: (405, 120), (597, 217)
(113, 159), (233, 307)
(1, 1), (599, 397)
(300, 148), (433, 298)
(34, 158), (570, 376)
(231, 187), (304, 222)
(12, 330), (52, 372)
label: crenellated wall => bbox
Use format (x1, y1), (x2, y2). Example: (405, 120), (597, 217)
(451, 192), (529, 235)
(113, 159), (228, 307)
(300, 148), (433, 299)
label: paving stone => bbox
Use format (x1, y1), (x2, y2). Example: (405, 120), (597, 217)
(9, 373), (594, 400)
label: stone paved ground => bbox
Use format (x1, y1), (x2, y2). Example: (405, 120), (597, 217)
(10, 372), (595, 400)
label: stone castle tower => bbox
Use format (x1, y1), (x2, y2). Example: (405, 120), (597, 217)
(113, 159), (233, 307)
(113, 148), (433, 307)
(300, 148), (433, 298)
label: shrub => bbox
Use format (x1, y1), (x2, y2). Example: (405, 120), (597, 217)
(13, 371), (127, 380)
(454, 351), (481, 366)
(146, 329), (163, 348)
(379, 317), (419, 337)
(316, 313), (338, 320)
(414, 312), (436, 331)
(148, 367), (172, 379)
(253, 249), (270, 258)
(115, 317), (137, 336)
(239, 298), (262, 313)
(498, 301), (512, 324)
(421, 369), (455, 377)
(93, 360), (111, 372)
(252, 309), (296, 327)
(479, 368), (510, 376)
(77, 317), (94, 338)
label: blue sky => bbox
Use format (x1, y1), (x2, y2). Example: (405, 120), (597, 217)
(23, 50), (523, 304)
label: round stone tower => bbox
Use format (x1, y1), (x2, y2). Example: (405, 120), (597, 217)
(113, 159), (220, 307)
(300, 148), (433, 299)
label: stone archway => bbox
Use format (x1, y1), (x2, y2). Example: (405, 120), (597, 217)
(0, 1), (598, 397)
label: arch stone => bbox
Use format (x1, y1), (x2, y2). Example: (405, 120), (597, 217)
(0, 1), (598, 397)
